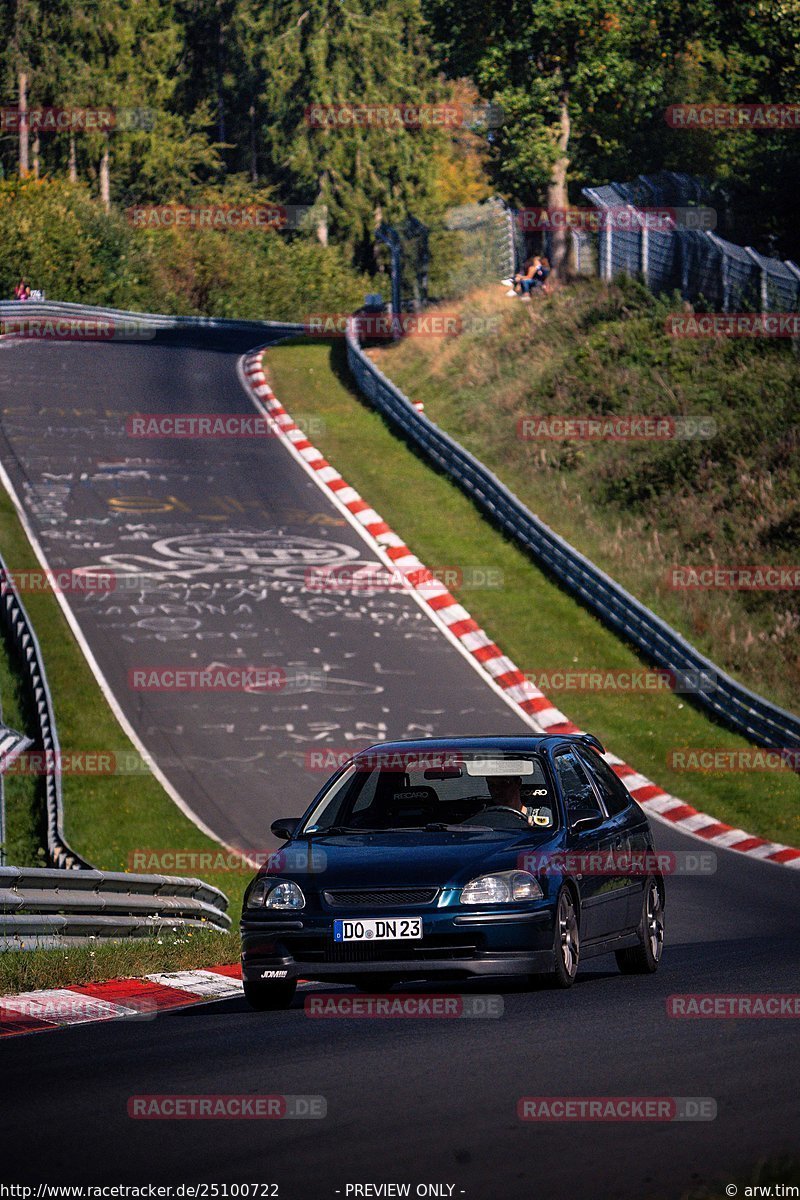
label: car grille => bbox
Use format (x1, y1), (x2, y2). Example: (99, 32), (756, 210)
(322, 888), (439, 908)
(283, 935), (477, 964)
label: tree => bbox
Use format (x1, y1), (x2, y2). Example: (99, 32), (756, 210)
(254, 0), (446, 267)
(424, 0), (679, 277)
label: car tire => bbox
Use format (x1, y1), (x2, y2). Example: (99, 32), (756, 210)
(548, 886), (580, 988)
(615, 877), (664, 974)
(243, 979), (297, 1010)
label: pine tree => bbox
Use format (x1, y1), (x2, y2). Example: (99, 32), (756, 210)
(255, 0), (446, 267)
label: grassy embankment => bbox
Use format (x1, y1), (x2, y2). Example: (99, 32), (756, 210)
(368, 278), (800, 714)
(264, 335), (800, 850)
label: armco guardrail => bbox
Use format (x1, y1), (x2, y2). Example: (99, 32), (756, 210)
(0, 298), (303, 342)
(0, 865), (230, 938)
(0, 548), (89, 870)
(345, 319), (800, 756)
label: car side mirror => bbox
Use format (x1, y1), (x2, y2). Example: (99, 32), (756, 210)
(271, 817), (301, 840)
(570, 812), (603, 834)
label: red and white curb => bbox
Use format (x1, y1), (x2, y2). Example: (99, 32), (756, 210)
(0, 965), (244, 1039)
(241, 349), (800, 870)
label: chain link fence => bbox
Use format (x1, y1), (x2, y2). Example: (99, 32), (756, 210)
(429, 197), (517, 299)
(582, 172), (800, 311)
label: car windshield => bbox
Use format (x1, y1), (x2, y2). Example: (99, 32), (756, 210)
(301, 751), (557, 834)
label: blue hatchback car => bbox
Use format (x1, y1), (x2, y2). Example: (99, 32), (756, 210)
(240, 735), (666, 1008)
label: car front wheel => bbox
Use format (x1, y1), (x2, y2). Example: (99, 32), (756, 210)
(243, 979), (297, 1010)
(616, 877), (664, 974)
(549, 887), (580, 988)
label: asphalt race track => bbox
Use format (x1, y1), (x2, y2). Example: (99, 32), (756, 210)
(0, 335), (531, 849)
(1, 331), (798, 1197)
(2, 844), (799, 1197)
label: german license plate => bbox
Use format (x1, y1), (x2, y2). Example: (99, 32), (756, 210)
(333, 917), (422, 942)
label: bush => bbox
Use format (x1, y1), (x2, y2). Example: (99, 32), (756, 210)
(0, 178), (371, 319)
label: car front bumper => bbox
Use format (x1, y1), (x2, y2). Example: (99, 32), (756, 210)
(240, 905), (556, 983)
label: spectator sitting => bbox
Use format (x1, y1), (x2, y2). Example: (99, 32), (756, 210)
(521, 256), (552, 300)
(13, 278), (27, 301)
(506, 256), (540, 298)
(534, 256), (551, 292)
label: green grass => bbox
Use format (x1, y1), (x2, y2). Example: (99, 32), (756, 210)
(265, 339), (800, 849)
(0, 927), (239, 995)
(0, 488), (245, 992)
(368, 279), (800, 716)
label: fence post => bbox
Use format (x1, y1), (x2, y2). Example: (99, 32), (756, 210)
(602, 220), (613, 280)
(640, 212), (649, 286)
(505, 203), (517, 278)
(745, 246), (769, 311)
(706, 232), (731, 311)
(784, 259), (800, 307)
(375, 223), (403, 338)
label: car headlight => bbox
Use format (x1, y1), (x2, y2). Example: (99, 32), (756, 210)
(461, 870), (543, 905)
(247, 879), (305, 910)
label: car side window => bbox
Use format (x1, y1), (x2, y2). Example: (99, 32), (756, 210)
(577, 749), (631, 817)
(554, 750), (603, 827)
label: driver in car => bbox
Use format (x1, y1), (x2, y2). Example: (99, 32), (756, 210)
(486, 775), (552, 828)
(487, 774), (523, 811)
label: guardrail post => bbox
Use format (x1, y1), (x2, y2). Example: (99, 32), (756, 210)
(640, 213), (649, 286)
